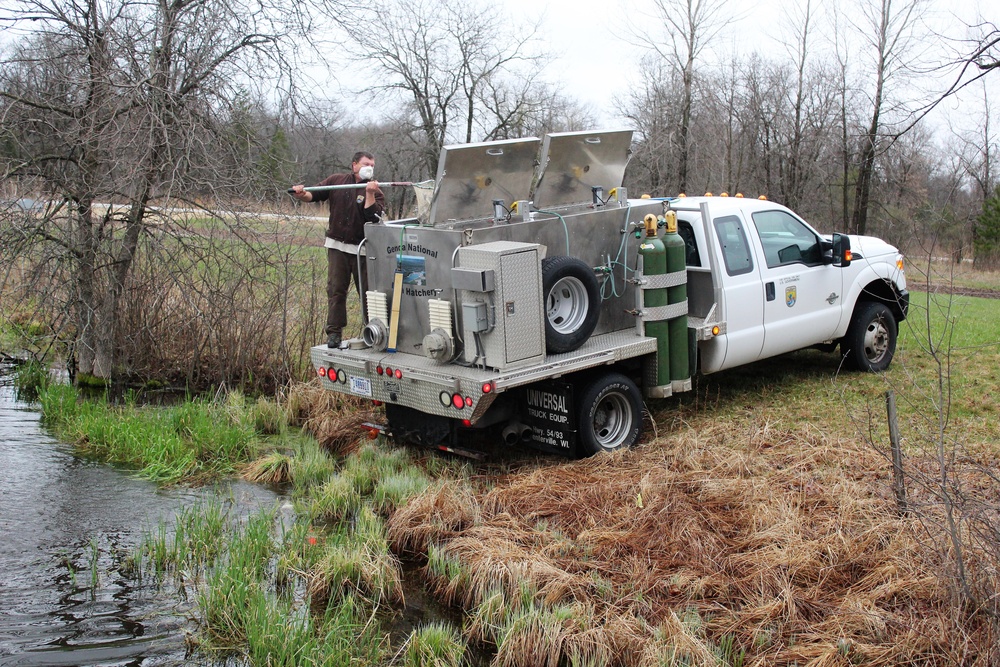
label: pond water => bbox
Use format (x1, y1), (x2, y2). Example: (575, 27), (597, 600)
(0, 370), (280, 667)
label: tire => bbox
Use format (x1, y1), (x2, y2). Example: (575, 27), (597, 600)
(577, 372), (642, 456)
(843, 301), (897, 372)
(542, 256), (601, 354)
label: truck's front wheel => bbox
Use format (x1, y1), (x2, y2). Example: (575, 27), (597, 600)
(843, 301), (897, 372)
(577, 372), (642, 456)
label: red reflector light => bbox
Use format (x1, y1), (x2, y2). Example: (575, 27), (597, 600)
(462, 419), (472, 427)
(385, 367), (393, 376)
(373, 400), (383, 406)
(318, 367), (327, 377)
(464, 396), (473, 407)
(482, 382), (493, 394)
(376, 366), (384, 375)
(452, 393), (464, 409)
(394, 369), (402, 379)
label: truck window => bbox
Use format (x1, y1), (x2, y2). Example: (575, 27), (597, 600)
(677, 220), (701, 266)
(751, 210), (823, 268)
(713, 215), (753, 275)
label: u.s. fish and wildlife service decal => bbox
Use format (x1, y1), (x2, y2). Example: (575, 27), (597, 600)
(785, 285), (797, 307)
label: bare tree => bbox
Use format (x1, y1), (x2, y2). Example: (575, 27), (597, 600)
(0, 0), (299, 382)
(954, 83), (998, 203)
(632, 0), (736, 194)
(947, 83), (998, 266)
(847, 0), (929, 235)
(323, 0), (549, 174)
(618, 56), (685, 195)
(773, 0), (837, 213)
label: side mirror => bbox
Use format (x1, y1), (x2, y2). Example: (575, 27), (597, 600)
(833, 233), (852, 267)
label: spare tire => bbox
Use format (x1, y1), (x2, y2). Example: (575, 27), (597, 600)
(541, 255), (601, 354)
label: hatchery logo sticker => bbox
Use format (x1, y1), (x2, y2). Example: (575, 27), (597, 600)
(785, 285), (797, 308)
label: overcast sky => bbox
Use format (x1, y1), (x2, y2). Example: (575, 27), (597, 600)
(492, 0), (998, 133)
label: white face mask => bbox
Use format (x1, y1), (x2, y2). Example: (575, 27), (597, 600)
(358, 165), (374, 181)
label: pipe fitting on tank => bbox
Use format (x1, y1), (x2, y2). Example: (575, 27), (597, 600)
(422, 328), (454, 363)
(362, 319), (389, 351)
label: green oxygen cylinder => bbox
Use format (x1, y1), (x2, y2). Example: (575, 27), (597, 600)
(663, 211), (689, 382)
(638, 213), (670, 388)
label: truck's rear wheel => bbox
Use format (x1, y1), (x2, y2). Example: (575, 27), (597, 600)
(843, 301), (897, 372)
(542, 256), (600, 354)
(577, 372), (642, 456)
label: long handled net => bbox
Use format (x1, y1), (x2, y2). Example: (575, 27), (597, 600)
(288, 180), (436, 221)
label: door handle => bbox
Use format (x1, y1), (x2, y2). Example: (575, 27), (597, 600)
(766, 282), (775, 301)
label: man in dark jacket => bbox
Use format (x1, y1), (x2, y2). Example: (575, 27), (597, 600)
(290, 152), (385, 348)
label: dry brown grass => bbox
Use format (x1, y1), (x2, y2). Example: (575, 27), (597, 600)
(388, 418), (1000, 666)
(241, 451), (292, 485)
(387, 481), (482, 556)
(285, 378), (379, 456)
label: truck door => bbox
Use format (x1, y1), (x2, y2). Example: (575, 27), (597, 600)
(748, 209), (844, 358)
(708, 214), (765, 371)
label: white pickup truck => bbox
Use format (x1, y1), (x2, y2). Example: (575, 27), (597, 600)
(310, 130), (908, 457)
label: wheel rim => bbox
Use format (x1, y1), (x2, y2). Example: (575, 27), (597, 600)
(546, 276), (589, 334)
(592, 391), (632, 449)
(863, 315), (890, 364)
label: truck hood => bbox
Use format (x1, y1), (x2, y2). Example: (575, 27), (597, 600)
(849, 235), (898, 258)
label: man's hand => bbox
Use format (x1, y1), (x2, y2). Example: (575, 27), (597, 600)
(365, 180), (382, 196)
(289, 184), (312, 202)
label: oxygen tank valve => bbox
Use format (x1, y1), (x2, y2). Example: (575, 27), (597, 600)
(643, 214), (658, 238)
(663, 210), (678, 234)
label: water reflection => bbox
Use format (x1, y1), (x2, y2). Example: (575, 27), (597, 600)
(0, 371), (278, 667)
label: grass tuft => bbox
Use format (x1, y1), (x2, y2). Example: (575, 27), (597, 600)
(13, 359), (49, 402)
(242, 451), (292, 485)
(398, 622), (466, 667)
(306, 508), (403, 607)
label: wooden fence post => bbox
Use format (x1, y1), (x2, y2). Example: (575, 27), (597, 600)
(886, 390), (908, 516)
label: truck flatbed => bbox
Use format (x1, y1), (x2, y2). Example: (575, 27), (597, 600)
(311, 330), (658, 423)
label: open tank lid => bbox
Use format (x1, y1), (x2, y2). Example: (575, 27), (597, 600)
(533, 129), (634, 208)
(427, 137), (541, 226)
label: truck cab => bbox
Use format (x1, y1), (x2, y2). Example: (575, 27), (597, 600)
(674, 197), (908, 374)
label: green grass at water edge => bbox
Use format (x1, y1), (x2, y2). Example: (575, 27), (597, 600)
(129, 497), (391, 664)
(122, 429), (452, 665)
(13, 359), (50, 402)
(399, 622), (467, 667)
(132, 499), (231, 581)
(38, 384), (263, 484)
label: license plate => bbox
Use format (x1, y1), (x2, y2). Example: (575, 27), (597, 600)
(349, 376), (372, 397)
